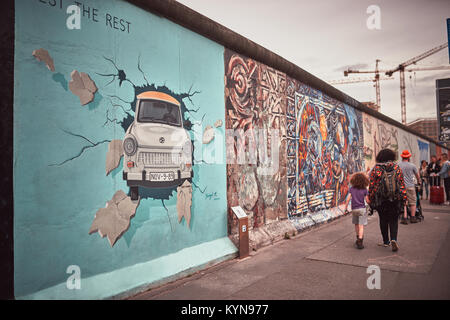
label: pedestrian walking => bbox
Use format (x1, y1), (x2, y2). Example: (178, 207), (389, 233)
(368, 149), (407, 252)
(420, 160), (429, 200)
(344, 172), (370, 249)
(398, 150), (421, 224)
(438, 153), (450, 205)
(428, 155), (441, 187)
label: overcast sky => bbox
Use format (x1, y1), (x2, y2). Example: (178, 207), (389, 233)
(177, 0), (450, 124)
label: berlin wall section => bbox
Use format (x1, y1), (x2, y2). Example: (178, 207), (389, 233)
(13, 0), (236, 299)
(223, 50), (440, 244)
(11, 0), (446, 299)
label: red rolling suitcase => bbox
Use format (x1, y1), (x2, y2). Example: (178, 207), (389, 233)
(430, 186), (445, 204)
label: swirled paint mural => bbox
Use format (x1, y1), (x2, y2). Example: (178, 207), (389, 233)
(224, 50), (287, 234)
(286, 79), (364, 225)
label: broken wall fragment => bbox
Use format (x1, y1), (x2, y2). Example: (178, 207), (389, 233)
(89, 190), (140, 247)
(69, 70), (98, 105)
(106, 140), (123, 176)
(32, 48), (55, 72)
(177, 180), (192, 228)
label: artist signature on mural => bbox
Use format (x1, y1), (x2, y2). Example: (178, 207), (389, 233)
(206, 192), (220, 200)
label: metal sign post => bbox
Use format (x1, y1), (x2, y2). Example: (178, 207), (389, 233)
(231, 206), (249, 259)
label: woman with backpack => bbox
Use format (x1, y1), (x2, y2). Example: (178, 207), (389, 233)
(368, 149), (407, 252)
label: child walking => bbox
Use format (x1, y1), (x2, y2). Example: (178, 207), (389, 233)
(344, 172), (370, 249)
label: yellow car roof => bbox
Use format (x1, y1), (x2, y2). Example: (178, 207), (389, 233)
(137, 91), (180, 106)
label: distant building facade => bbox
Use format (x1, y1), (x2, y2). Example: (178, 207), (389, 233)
(407, 118), (438, 142)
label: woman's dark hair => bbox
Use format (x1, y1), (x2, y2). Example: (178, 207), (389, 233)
(375, 148), (397, 163)
(350, 172), (369, 189)
(421, 160), (427, 166)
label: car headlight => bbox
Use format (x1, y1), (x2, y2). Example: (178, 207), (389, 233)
(123, 137), (137, 156)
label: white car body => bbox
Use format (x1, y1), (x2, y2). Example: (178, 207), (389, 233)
(122, 91), (193, 199)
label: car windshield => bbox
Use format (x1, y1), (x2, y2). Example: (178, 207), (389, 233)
(137, 100), (181, 126)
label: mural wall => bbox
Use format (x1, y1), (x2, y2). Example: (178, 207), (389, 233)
(287, 78), (364, 229)
(362, 113), (399, 170)
(223, 51), (366, 232)
(398, 128), (421, 168)
(363, 113), (434, 168)
(224, 50), (288, 234)
(222, 50), (441, 236)
(13, 0), (447, 300)
(13, 0), (235, 299)
(418, 139), (430, 163)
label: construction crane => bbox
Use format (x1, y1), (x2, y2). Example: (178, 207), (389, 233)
(329, 75), (394, 112)
(329, 76), (394, 85)
(385, 42), (449, 124)
(406, 65), (450, 72)
(344, 59), (389, 111)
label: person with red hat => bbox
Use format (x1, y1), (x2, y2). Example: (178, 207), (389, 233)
(398, 150), (421, 224)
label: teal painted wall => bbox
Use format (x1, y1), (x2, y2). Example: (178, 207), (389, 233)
(14, 0), (228, 298)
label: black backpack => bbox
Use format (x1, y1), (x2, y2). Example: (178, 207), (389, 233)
(380, 168), (398, 202)
(372, 165), (401, 209)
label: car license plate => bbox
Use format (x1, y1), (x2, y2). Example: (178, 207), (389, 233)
(149, 172), (175, 182)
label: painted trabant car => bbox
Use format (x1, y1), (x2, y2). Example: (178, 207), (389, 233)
(122, 91), (193, 200)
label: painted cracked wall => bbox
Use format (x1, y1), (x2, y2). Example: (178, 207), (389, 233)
(224, 50), (288, 234)
(14, 0), (230, 298)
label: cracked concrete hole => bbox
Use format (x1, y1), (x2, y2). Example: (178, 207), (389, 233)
(89, 190), (140, 247)
(69, 70), (98, 105)
(106, 140), (123, 176)
(32, 48), (55, 72)
(202, 125), (215, 144)
(177, 180), (192, 228)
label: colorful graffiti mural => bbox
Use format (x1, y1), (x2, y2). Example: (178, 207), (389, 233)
(398, 129), (419, 167)
(418, 139), (430, 163)
(287, 79), (364, 218)
(224, 50), (287, 233)
(363, 113), (398, 170)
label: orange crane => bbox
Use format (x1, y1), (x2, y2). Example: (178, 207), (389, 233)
(385, 42), (449, 124)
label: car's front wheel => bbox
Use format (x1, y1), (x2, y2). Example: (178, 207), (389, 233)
(130, 186), (139, 201)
